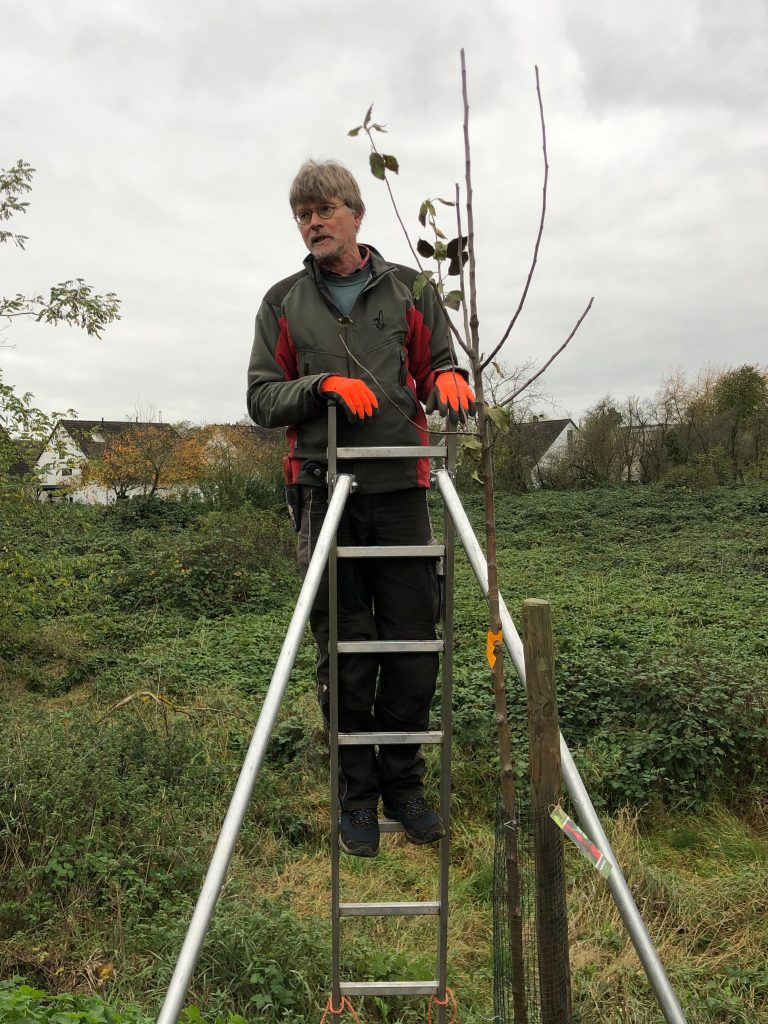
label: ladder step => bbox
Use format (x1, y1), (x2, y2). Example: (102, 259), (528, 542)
(340, 981), (439, 997)
(339, 901), (440, 917)
(335, 445), (446, 459)
(337, 640), (444, 654)
(338, 730), (443, 746)
(379, 818), (405, 832)
(337, 544), (444, 558)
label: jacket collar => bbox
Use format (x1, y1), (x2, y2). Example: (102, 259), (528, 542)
(302, 244), (393, 284)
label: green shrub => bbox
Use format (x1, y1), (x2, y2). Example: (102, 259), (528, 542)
(107, 509), (296, 618)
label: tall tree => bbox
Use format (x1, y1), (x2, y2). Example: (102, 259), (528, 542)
(1, 160), (120, 340)
(712, 364), (768, 482)
(351, 56), (593, 1021)
(80, 423), (184, 500)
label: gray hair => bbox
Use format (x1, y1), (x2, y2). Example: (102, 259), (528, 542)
(289, 159), (365, 217)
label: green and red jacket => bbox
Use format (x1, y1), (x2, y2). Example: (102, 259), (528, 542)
(247, 246), (463, 493)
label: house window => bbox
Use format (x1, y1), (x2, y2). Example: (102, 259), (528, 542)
(567, 429), (575, 445)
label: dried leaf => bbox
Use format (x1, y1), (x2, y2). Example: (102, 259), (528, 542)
(417, 238), (435, 258)
(434, 227), (447, 239)
(443, 290), (464, 310)
(418, 201), (429, 227)
(436, 198), (456, 206)
(369, 153), (386, 180)
(372, 124), (388, 133)
(363, 104), (374, 127)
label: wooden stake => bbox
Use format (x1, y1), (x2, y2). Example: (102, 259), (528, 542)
(522, 599), (572, 1024)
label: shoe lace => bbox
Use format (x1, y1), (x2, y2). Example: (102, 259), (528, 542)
(349, 807), (378, 828)
(402, 797), (430, 818)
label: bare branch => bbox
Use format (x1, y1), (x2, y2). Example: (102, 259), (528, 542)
(454, 182), (472, 348)
(461, 49), (480, 361)
(481, 65), (549, 371)
(499, 297), (594, 407)
(437, 287), (473, 359)
(362, 123), (424, 270)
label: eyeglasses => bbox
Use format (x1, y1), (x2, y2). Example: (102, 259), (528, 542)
(294, 203), (347, 225)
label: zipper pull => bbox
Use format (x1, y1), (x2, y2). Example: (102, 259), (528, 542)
(339, 315), (353, 326)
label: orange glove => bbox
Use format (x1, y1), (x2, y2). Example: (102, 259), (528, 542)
(426, 371), (477, 424)
(320, 375), (379, 421)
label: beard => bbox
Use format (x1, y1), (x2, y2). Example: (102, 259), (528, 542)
(309, 235), (345, 265)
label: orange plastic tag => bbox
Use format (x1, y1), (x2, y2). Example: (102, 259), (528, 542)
(486, 629), (502, 668)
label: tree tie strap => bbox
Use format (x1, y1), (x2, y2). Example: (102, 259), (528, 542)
(320, 994), (361, 1023)
(427, 987), (457, 1024)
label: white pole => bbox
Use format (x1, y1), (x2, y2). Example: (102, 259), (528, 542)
(156, 476), (353, 1024)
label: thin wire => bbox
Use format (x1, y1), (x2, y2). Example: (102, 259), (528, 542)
(336, 331), (473, 436)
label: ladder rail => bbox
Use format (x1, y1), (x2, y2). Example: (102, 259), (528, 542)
(155, 476), (353, 1024)
(436, 428), (457, 1011)
(328, 409), (342, 1008)
(434, 468), (688, 1024)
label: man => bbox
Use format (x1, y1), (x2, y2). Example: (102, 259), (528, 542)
(247, 159), (475, 857)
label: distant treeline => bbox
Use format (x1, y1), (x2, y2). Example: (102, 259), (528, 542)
(489, 363), (768, 492)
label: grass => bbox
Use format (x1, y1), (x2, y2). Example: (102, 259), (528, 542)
(1, 484), (767, 1021)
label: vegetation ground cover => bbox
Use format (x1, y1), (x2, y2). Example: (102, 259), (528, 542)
(1, 484), (766, 1022)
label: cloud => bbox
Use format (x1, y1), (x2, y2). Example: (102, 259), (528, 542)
(2, 0), (766, 428)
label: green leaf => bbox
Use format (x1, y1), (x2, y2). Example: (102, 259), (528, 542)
(383, 153), (399, 173)
(412, 271), (433, 299)
(417, 239), (435, 258)
(487, 405), (511, 433)
(418, 202), (429, 227)
(369, 153), (386, 180)
(471, 470), (483, 483)
(347, 126), (362, 137)
(363, 104), (374, 128)
(443, 290), (464, 311)
(461, 435), (482, 451)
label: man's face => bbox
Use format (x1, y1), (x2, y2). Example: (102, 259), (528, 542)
(295, 195), (363, 270)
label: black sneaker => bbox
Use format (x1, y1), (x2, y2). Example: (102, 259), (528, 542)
(382, 797), (445, 845)
(339, 807), (380, 857)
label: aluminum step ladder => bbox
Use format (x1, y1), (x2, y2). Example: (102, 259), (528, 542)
(325, 409), (457, 1011)
(156, 412), (687, 1024)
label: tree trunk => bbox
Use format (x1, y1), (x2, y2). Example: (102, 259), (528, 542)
(475, 376), (528, 1024)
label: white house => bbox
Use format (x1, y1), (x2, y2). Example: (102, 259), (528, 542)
(35, 419), (179, 504)
(519, 417), (578, 487)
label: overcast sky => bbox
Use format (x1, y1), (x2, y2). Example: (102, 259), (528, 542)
(2, 0), (766, 426)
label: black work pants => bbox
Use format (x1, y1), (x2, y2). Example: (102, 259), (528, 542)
(298, 486), (440, 810)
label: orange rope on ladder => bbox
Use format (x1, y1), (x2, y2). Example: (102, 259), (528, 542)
(427, 987), (457, 1023)
(319, 994), (361, 1023)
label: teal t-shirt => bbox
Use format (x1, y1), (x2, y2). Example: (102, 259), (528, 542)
(321, 262), (372, 316)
